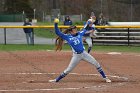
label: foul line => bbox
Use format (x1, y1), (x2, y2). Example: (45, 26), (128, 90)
(0, 85), (108, 92)
(0, 72), (128, 92)
(1, 72), (128, 80)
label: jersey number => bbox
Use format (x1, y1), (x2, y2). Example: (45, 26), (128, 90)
(73, 38), (80, 45)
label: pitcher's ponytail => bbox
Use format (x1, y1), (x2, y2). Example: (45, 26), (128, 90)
(55, 29), (70, 51)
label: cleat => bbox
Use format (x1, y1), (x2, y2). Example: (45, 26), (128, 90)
(48, 79), (56, 83)
(105, 78), (111, 83)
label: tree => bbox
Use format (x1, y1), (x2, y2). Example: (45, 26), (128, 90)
(4, 0), (33, 16)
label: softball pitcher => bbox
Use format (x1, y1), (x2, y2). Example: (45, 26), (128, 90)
(49, 18), (111, 83)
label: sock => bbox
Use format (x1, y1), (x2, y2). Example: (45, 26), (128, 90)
(55, 72), (67, 82)
(88, 47), (92, 53)
(97, 67), (106, 78)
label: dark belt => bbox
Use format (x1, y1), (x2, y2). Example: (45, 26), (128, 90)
(75, 51), (83, 54)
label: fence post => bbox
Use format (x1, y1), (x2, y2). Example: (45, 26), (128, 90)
(127, 28), (130, 46)
(4, 28), (7, 45)
(32, 30), (34, 45)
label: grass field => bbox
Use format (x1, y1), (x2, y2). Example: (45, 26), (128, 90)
(34, 22), (84, 38)
(0, 44), (140, 53)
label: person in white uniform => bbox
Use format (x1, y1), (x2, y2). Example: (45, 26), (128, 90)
(83, 16), (97, 53)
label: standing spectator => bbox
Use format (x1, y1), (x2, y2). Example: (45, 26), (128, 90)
(23, 18), (34, 45)
(98, 13), (108, 25)
(64, 16), (72, 25)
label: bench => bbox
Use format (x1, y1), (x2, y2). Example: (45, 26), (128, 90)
(93, 22), (140, 46)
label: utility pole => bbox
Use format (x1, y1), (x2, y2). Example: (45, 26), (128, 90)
(101, 0), (103, 13)
(53, 0), (56, 9)
(130, 0), (133, 22)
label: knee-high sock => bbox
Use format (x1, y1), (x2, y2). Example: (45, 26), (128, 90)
(88, 47), (92, 53)
(56, 72), (67, 82)
(97, 67), (106, 78)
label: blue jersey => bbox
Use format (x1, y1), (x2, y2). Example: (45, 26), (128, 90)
(83, 22), (95, 37)
(55, 23), (87, 54)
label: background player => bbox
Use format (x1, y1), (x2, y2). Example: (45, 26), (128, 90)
(49, 18), (111, 83)
(83, 16), (97, 53)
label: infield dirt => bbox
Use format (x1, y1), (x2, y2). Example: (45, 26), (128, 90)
(0, 50), (139, 93)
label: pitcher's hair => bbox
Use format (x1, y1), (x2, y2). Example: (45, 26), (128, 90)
(55, 29), (70, 51)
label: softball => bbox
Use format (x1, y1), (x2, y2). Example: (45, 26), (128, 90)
(54, 18), (59, 23)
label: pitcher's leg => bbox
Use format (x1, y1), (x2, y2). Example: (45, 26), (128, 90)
(63, 54), (81, 74)
(82, 51), (111, 82)
(50, 54), (81, 82)
(83, 51), (100, 68)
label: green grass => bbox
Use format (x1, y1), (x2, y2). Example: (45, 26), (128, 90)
(34, 22), (67, 38)
(34, 22), (57, 38)
(0, 44), (55, 51)
(34, 28), (56, 38)
(92, 45), (140, 53)
(34, 21), (85, 38)
(0, 44), (71, 51)
(0, 44), (140, 53)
